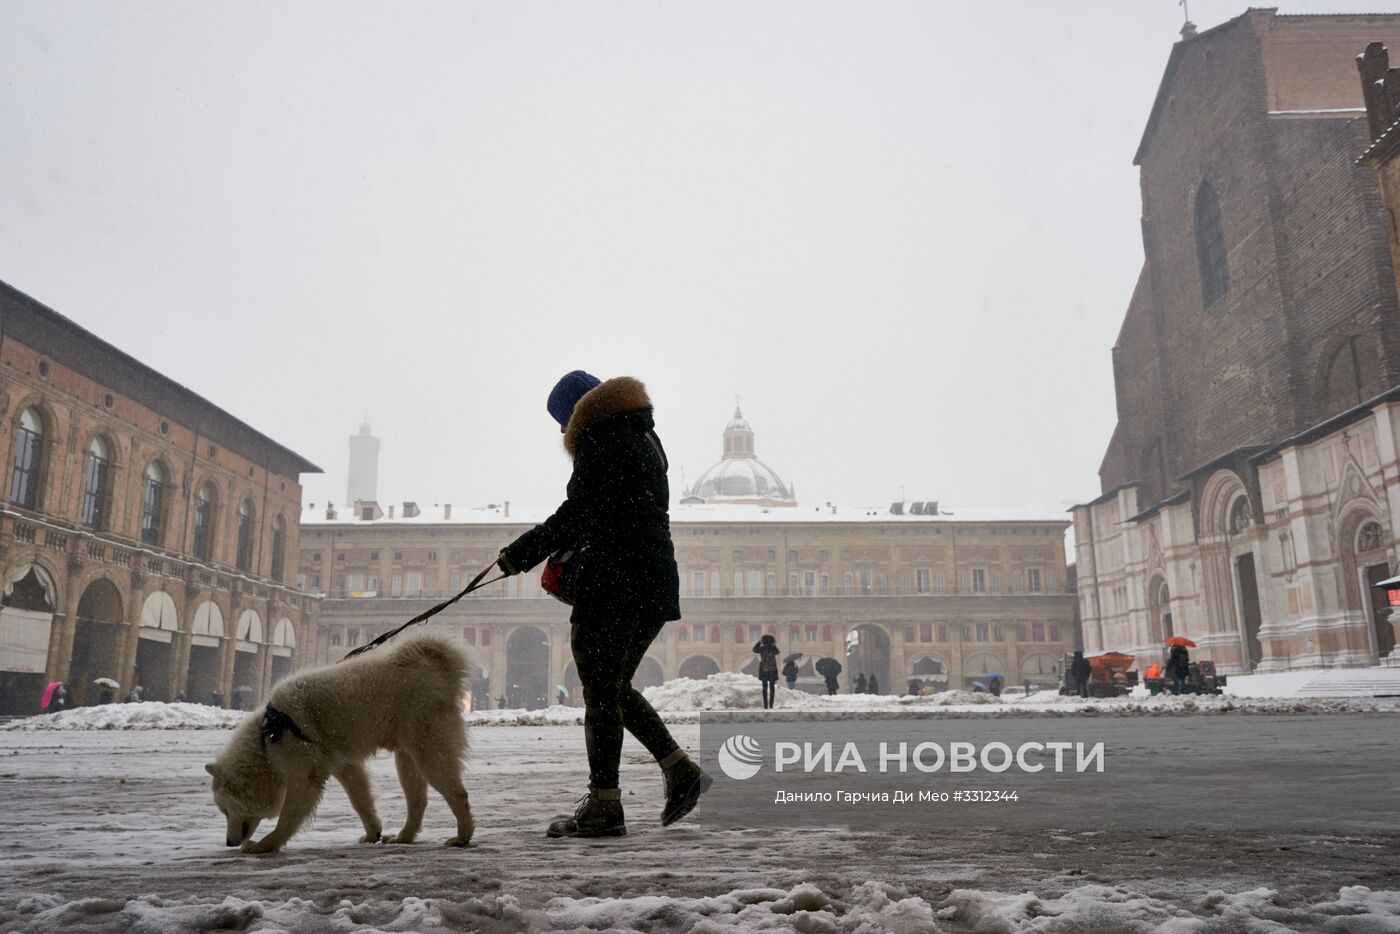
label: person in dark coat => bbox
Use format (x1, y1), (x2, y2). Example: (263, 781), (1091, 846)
(1165, 645), (1192, 695)
(1070, 651), (1092, 698)
(52, 682), (69, 711)
(781, 658), (799, 691)
(867, 674), (879, 695)
(907, 678), (922, 696)
(853, 673), (867, 694)
(498, 372), (710, 838)
(753, 635), (780, 709)
(816, 657), (841, 694)
(210, 690), (224, 708)
(98, 687), (114, 705)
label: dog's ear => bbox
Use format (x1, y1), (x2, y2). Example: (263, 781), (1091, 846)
(204, 763), (221, 778)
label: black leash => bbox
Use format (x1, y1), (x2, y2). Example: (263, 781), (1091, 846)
(340, 562), (506, 662)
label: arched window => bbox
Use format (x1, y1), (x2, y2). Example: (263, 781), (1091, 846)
(140, 462), (166, 545)
(79, 437), (111, 529)
(270, 514), (285, 582)
(1194, 181), (1229, 306)
(236, 499), (255, 571)
(8, 407), (44, 510)
(193, 483), (215, 561)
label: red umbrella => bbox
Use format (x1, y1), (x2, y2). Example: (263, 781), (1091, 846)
(1164, 636), (1197, 648)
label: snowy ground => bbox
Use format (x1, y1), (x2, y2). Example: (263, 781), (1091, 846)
(1, 711), (1398, 932)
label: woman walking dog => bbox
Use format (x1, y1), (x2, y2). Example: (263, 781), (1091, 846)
(496, 371), (712, 838)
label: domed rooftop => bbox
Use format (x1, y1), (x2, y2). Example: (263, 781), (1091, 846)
(684, 403), (796, 507)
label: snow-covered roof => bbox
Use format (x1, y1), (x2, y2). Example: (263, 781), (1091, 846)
(301, 500), (1069, 528)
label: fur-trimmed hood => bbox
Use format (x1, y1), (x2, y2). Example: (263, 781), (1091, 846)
(563, 376), (652, 457)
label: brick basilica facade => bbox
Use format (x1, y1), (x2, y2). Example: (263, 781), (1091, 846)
(1072, 11), (1400, 674)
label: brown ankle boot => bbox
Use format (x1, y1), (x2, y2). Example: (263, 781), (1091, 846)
(546, 787), (626, 838)
(660, 750), (713, 826)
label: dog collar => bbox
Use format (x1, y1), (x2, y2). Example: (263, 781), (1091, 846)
(260, 705), (312, 748)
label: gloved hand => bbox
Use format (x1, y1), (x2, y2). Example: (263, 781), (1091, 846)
(497, 551), (519, 576)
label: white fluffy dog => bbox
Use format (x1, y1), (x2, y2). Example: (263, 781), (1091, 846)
(205, 635), (475, 854)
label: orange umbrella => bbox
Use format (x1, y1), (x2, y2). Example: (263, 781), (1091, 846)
(1164, 636), (1197, 648)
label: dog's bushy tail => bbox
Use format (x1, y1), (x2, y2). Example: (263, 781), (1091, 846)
(390, 634), (472, 684)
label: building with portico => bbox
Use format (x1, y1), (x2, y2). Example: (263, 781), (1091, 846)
(0, 280), (321, 713)
(300, 408), (1072, 707)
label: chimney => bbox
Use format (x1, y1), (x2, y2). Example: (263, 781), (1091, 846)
(1358, 42), (1393, 141)
(326, 501), (337, 521)
(504, 500), (510, 518)
(443, 503), (452, 520)
(388, 505), (395, 519)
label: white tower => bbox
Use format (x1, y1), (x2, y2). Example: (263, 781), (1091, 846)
(347, 420), (380, 507)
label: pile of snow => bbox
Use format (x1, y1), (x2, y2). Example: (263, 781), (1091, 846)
(465, 705), (587, 727)
(6, 880), (1400, 932)
(640, 672), (999, 713)
(0, 702), (245, 732)
(944, 882), (1400, 932)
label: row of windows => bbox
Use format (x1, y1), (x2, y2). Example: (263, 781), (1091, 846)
(7, 407), (287, 580)
(672, 621), (1061, 645)
(683, 567), (1046, 597)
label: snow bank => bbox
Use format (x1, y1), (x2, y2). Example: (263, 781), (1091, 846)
(640, 671), (998, 712)
(9, 678), (1399, 732)
(5, 880), (1399, 932)
(0, 701), (245, 731)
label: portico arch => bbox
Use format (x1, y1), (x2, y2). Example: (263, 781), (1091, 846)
(232, 609), (263, 709)
(0, 562), (58, 714)
(678, 654), (720, 680)
(69, 577), (124, 705)
(845, 624), (892, 694)
(187, 600), (225, 704)
(133, 591), (179, 701)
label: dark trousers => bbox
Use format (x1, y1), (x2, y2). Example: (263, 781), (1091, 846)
(825, 678), (839, 695)
(761, 678), (776, 709)
(1173, 675), (1190, 695)
(571, 615), (680, 790)
(1076, 677), (1089, 698)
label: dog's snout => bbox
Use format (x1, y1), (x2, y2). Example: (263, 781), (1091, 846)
(226, 837), (239, 847)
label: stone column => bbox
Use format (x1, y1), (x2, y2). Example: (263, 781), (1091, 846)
(116, 585), (144, 694)
(170, 630), (192, 699)
(48, 600), (75, 683)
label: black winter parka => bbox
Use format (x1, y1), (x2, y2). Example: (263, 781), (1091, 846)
(501, 377), (682, 625)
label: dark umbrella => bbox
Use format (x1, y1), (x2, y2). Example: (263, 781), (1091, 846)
(815, 657), (840, 677)
(784, 653), (804, 665)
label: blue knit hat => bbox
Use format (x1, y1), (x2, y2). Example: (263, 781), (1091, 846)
(547, 370), (602, 427)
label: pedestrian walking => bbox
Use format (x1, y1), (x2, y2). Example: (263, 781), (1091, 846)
(497, 372), (711, 838)
(816, 657), (842, 695)
(867, 674), (879, 695)
(754, 634), (780, 709)
(781, 657), (799, 691)
(1165, 644), (1192, 695)
(1070, 651), (1092, 698)
(853, 672), (868, 694)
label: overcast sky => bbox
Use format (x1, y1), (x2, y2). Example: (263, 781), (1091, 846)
(5, 0), (1399, 520)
